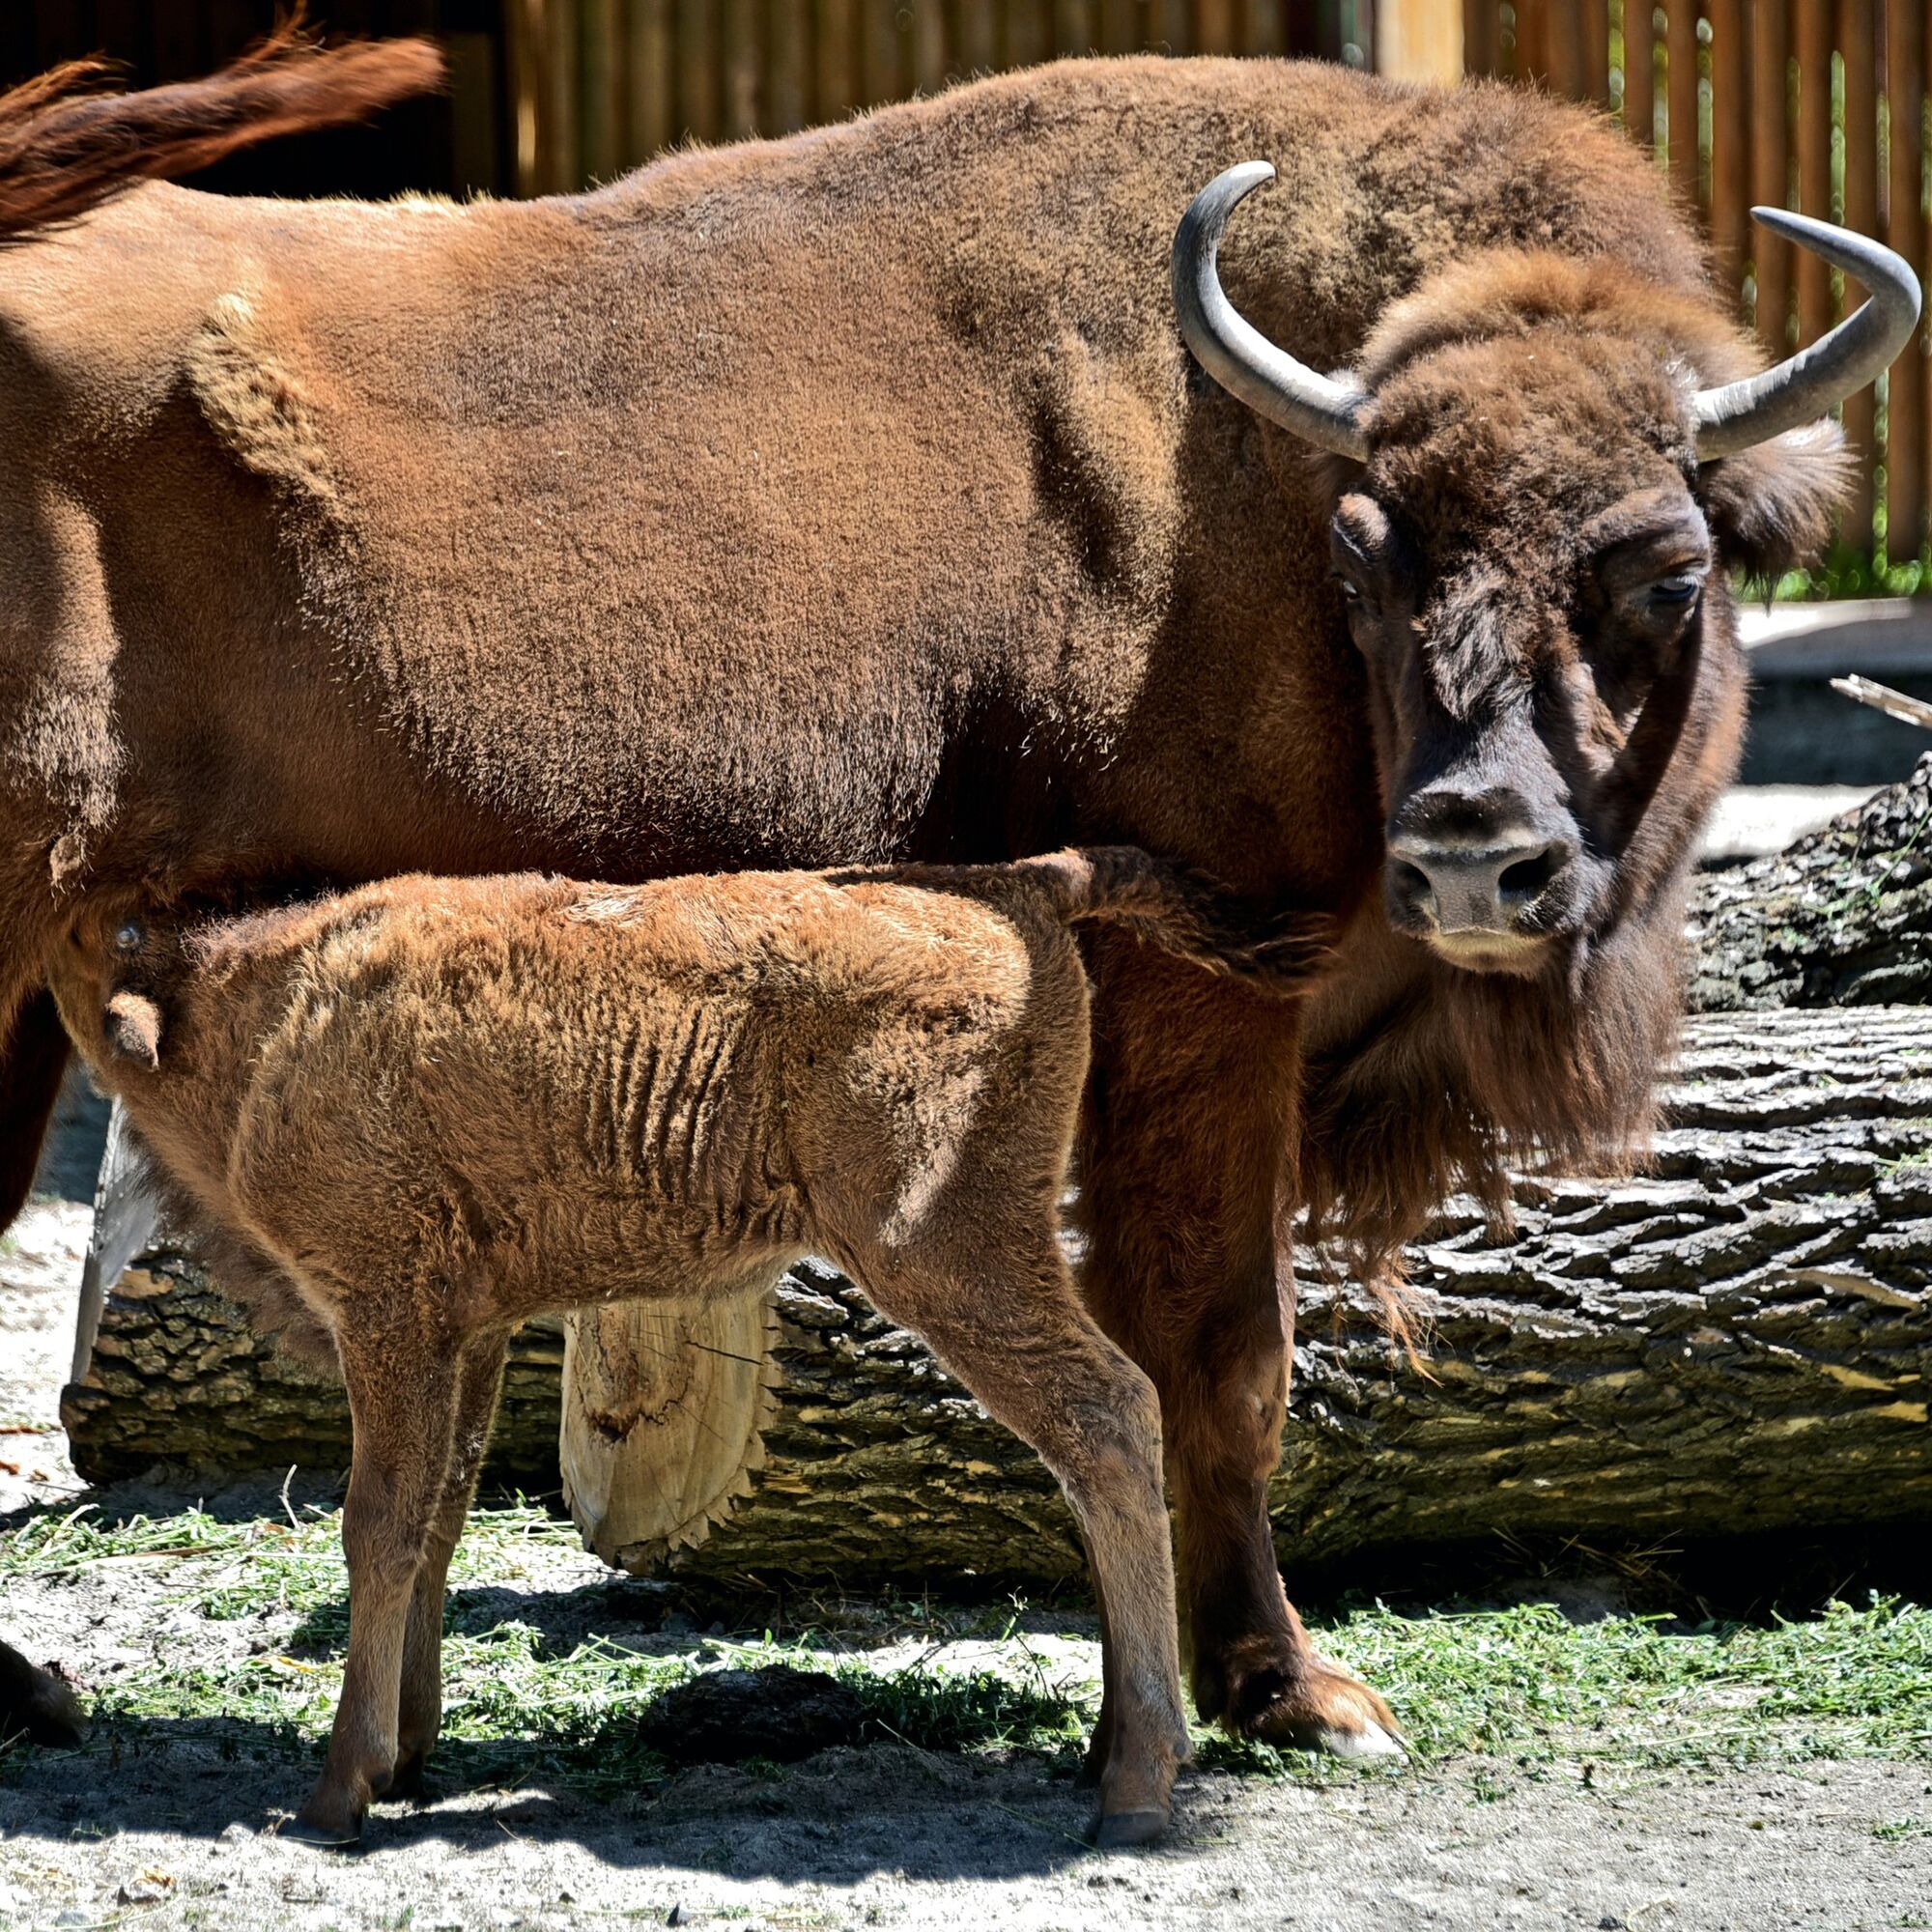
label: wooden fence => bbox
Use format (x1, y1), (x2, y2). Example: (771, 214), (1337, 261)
(1461, 0), (1928, 562)
(504, 0), (1931, 565)
(502, 3), (1374, 192)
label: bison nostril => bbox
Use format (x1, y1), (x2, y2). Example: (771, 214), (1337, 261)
(1497, 844), (1566, 908)
(1388, 859), (1432, 910)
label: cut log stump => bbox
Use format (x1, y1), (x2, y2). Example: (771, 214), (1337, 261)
(60, 1005), (1932, 1578)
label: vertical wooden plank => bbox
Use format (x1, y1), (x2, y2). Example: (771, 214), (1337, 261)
(1622, 0), (1656, 147)
(1707, 0), (1748, 296)
(955, 0), (999, 71)
(508, 0), (542, 194)
(1463, 0), (1499, 76)
(814, 0), (856, 118)
(1516, 0), (1553, 83)
(628, 0), (674, 159)
(582, 0), (625, 179)
(1839, 0), (1879, 546)
(1378, 0), (1465, 79)
(1098, 0), (1143, 49)
(723, 0), (761, 133)
(911, 0), (948, 87)
(1794, 0), (1833, 350)
(1005, 0), (1053, 64)
(1150, 0), (1194, 49)
(1583, 0), (1612, 99)
(1546, 0), (1591, 95)
(547, 0), (583, 188)
(862, 0), (901, 103)
(1245, 0), (1285, 53)
(206, 2), (258, 70)
(677, 0), (720, 138)
(1055, 0), (1094, 53)
(1749, 0), (1792, 349)
(1664, 0), (1700, 212)
(151, 0), (202, 82)
(1195, 0), (1238, 54)
(1885, 0), (1926, 559)
(444, 30), (501, 195)
(768, 0), (808, 129)
(92, 2), (147, 77)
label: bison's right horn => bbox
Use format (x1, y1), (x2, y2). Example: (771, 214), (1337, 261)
(1692, 208), (1921, 459)
(1172, 161), (1371, 462)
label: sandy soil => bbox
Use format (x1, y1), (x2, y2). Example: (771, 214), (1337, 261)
(3, 1098), (1929, 1931)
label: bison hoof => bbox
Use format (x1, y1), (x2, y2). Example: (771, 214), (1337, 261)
(1310, 1716), (1406, 1761)
(1236, 1652), (1406, 1764)
(1091, 1806), (1170, 1850)
(282, 1809), (365, 1850)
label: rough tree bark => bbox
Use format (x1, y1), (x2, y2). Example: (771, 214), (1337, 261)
(60, 1001), (1932, 1577)
(1689, 752), (1932, 1010)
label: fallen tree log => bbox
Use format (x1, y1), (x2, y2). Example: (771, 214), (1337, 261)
(1690, 751), (1932, 1011)
(61, 1005), (1932, 1577)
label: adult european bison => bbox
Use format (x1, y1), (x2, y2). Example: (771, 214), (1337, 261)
(0, 32), (1916, 1764)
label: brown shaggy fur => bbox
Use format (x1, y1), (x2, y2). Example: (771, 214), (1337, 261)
(48, 852), (1331, 1845)
(0, 49), (1848, 1753)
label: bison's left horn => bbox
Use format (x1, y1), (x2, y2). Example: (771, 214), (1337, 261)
(1173, 161), (1371, 462)
(1693, 208), (1921, 459)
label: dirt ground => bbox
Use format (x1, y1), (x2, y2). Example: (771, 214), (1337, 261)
(4, 1105), (1930, 1932)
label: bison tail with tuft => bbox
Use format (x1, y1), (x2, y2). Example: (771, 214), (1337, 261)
(1020, 846), (1337, 993)
(0, 13), (443, 244)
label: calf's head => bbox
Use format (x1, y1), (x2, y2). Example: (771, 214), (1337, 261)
(1176, 166), (1918, 980)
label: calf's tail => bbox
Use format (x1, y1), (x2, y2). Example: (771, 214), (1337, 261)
(0, 14), (442, 243)
(1015, 847), (1336, 992)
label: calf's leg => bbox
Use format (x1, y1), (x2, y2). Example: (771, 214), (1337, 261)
(856, 1233), (1188, 1845)
(1079, 937), (1401, 1758)
(392, 1334), (509, 1795)
(289, 1330), (459, 1846)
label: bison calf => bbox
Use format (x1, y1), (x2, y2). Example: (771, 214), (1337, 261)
(48, 850), (1331, 1847)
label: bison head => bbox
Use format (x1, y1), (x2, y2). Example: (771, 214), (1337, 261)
(1174, 164), (1918, 981)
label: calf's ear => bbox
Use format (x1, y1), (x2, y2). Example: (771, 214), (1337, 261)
(1700, 420), (1852, 585)
(103, 991), (163, 1070)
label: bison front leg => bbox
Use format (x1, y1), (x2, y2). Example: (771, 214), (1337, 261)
(1077, 935), (1403, 1760)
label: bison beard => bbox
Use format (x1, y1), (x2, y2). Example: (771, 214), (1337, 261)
(0, 44), (1882, 1768)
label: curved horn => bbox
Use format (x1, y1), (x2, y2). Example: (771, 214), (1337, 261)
(1172, 161), (1371, 462)
(1694, 208), (1922, 459)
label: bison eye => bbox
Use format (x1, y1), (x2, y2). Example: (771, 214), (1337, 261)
(1648, 576), (1702, 611)
(1331, 570), (1364, 608)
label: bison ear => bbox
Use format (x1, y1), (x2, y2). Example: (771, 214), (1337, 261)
(103, 991), (163, 1071)
(1699, 419), (1853, 585)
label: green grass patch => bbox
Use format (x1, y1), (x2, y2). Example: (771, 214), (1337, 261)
(4, 1499), (1930, 1800)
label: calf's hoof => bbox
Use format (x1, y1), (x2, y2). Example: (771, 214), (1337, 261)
(387, 1748), (434, 1800)
(1092, 1805), (1170, 1850)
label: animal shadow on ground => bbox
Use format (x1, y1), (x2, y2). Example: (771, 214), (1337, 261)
(1, 1471), (1126, 1882)
(1, 1700), (1120, 1882)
